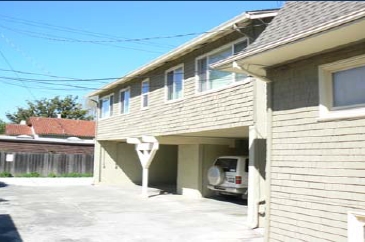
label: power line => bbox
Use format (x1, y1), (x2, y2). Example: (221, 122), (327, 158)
(0, 27), (165, 54)
(0, 73), (247, 92)
(0, 23), (225, 43)
(0, 14), (176, 49)
(0, 67), (81, 80)
(0, 14), (267, 43)
(0, 48), (36, 99)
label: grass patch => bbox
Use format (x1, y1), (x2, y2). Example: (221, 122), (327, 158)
(0, 172), (92, 177)
(58, 173), (93, 177)
(20, 172), (40, 177)
(0, 172), (13, 177)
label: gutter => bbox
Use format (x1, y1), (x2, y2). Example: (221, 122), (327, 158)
(212, 8), (365, 69)
(232, 61), (271, 82)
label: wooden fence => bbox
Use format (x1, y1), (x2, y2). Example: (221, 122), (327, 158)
(0, 152), (94, 176)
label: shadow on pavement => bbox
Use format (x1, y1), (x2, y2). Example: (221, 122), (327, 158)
(0, 214), (23, 242)
(207, 194), (248, 205)
(0, 182), (8, 188)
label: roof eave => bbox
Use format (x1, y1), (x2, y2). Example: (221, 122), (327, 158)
(212, 11), (365, 75)
(88, 10), (278, 97)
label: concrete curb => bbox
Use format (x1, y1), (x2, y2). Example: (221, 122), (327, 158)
(0, 177), (93, 186)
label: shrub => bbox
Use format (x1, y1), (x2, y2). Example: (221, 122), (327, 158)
(60, 173), (92, 177)
(21, 172), (40, 177)
(0, 172), (13, 177)
(47, 173), (57, 178)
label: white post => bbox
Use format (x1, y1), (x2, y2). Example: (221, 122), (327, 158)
(142, 168), (149, 197)
(127, 136), (159, 198)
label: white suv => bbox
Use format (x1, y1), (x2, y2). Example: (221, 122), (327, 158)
(207, 156), (249, 197)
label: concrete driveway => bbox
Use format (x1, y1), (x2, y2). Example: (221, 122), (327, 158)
(0, 179), (263, 242)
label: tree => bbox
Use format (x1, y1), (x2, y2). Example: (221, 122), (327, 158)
(6, 95), (94, 123)
(0, 119), (5, 134)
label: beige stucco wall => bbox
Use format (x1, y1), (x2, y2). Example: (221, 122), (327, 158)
(177, 144), (202, 198)
(95, 142), (177, 186)
(149, 145), (178, 185)
(267, 41), (365, 241)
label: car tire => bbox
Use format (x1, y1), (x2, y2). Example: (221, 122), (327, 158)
(207, 166), (224, 186)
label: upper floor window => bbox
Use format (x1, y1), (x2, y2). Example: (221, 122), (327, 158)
(120, 87), (130, 114)
(332, 65), (365, 108)
(196, 39), (249, 92)
(166, 65), (183, 101)
(141, 79), (149, 108)
(319, 54), (365, 120)
(100, 95), (113, 118)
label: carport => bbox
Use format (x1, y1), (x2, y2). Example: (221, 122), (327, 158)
(94, 80), (268, 229)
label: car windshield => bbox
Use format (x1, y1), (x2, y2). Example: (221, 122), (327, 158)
(215, 158), (237, 172)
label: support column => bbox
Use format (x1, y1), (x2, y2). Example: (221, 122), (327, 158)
(127, 136), (159, 198)
(247, 77), (267, 228)
(248, 126), (260, 228)
(142, 168), (149, 197)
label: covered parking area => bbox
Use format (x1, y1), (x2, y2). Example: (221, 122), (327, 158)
(94, 79), (268, 229)
(95, 123), (267, 229)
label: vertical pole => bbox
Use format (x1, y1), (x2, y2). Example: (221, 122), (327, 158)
(248, 125), (259, 228)
(142, 168), (149, 197)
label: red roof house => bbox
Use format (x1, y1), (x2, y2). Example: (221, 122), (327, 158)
(5, 124), (33, 136)
(5, 117), (95, 139)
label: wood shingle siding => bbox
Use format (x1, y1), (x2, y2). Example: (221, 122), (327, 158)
(96, 30), (264, 140)
(267, 41), (365, 241)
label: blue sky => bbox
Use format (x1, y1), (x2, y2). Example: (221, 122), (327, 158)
(0, 1), (283, 122)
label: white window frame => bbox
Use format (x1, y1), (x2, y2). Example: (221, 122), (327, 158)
(348, 211), (365, 242)
(195, 37), (249, 93)
(318, 54), (365, 121)
(141, 79), (149, 109)
(165, 64), (184, 102)
(119, 87), (130, 115)
(99, 94), (114, 119)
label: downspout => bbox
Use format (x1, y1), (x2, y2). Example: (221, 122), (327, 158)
(233, 61), (273, 237)
(89, 98), (101, 183)
(264, 80), (273, 242)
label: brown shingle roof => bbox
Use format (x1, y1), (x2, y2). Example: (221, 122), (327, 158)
(28, 117), (95, 138)
(5, 124), (33, 136)
(246, 1), (365, 51)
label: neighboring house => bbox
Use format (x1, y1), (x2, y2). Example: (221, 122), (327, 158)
(89, 9), (278, 227)
(1, 117), (95, 176)
(6, 117), (95, 139)
(213, 2), (365, 242)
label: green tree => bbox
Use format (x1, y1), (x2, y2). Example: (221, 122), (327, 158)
(0, 119), (5, 134)
(6, 95), (94, 123)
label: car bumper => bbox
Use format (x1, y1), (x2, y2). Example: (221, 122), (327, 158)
(207, 185), (247, 195)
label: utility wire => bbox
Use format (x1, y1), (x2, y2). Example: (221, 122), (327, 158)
(0, 48), (36, 99)
(0, 14), (267, 43)
(1, 24), (225, 43)
(0, 27), (164, 54)
(0, 14), (176, 49)
(0, 67), (81, 80)
(0, 73), (246, 92)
